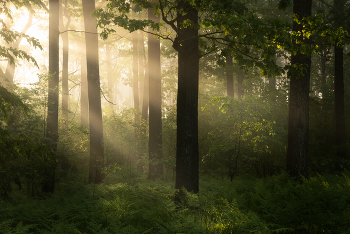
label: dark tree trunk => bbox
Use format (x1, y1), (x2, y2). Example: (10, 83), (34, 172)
(174, 1), (199, 201)
(334, 44), (347, 169)
(226, 54), (234, 98)
(333, 0), (347, 170)
(83, 0), (104, 184)
(148, 6), (163, 179)
(320, 50), (327, 98)
(43, 0), (59, 193)
(132, 30), (140, 124)
(286, 0), (312, 182)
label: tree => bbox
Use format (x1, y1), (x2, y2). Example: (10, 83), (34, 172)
(132, 28), (140, 124)
(286, 0), (312, 182)
(59, 0), (71, 122)
(80, 17), (89, 127)
(226, 54), (234, 97)
(43, 0), (60, 193)
(148, 5), (163, 179)
(173, 0), (200, 200)
(95, 0), (285, 202)
(82, 0), (104, 183)
(333, 0), (347, 170)
(59, 0), (71, 171)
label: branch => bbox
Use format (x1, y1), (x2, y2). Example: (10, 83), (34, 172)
(100, 87), (116, 105)
(159, 0), (178, 32)
(315, 0), (333, 9)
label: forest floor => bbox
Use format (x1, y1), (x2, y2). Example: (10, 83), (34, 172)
(1, 172), (350, 233)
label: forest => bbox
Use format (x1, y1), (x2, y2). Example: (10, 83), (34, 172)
(0, 0), (350, 233)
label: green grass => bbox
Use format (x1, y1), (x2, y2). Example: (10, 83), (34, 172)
(1, 173), (350, 233)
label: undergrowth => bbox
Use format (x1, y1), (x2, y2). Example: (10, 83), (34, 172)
(1, 173), (350, 233)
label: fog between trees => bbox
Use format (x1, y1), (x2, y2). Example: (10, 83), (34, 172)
(0, 0), (350, 225)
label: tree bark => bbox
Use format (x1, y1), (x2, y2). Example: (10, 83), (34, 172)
(139, 30), (145, 113)
(43, 0), (59, 193)
(320, 50), (327, 98)
(59, 0), (70, 171)
(83, 0), (104, 183)
(59, 0), (70, 121)
(80, 16), (88, 127)
(333, 0), (347, 171)
(106, 44), (114, 114)
(237, 68), (244, 100)
(226, 54), (234, 97)
(141, 40), (149, 124)
(174, 0), (199, 201)
(286, 0), (312, 182)
(132, 30), (140, 124)
(148, 6), (163, 179)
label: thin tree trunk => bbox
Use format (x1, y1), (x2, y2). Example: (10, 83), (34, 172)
(139, 30), (145, 112)
(174, 0), (199, 202)
(141, 46), (149, 124)
(83, 0), (104, 184)
(132, 30), (140, 124)
(59, 0), (70, 171)
(106, 44), (114, 114)
(148, 6), (163, 179)
(43, 0), (59, 193)
(60, 0), (70, 121)
(226, 54), (234, 97)
(286, 0), (312, 182)
(320, 50), (327, 98)
(80, 17), (88, 127)
(237, 68), (244, 100)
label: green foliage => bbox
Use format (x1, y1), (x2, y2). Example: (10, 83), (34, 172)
(0, 0), (45, 67)
(0, 82), (62, 201)
(237, 173), (350, 233)
(0, 84), (29, 120)
(3, 174), (350, 233)
(200, 95), (287, 178)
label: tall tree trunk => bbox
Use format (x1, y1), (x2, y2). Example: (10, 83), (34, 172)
(334, 0), (347, 171)
(226, 54), (234, 97)
(60, 0), (70, 121)
(83, 0), (104, 184)
(139, 30), (145, 112)
(174, 1), (199, 201)
(320, 50), (327, 98)
(286, 0), (312, 182)
(106, 44), (114, 114)
(80, 16), (88, 127)
(43, 0), (59, 193)
(237, 68), (244, 100)
(269, 75), (276, 103)
(141, 45), (149, 124)
(132, 30), (140, 124)
(59, 0), (70, 171)
(148, 6), (163, 179)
